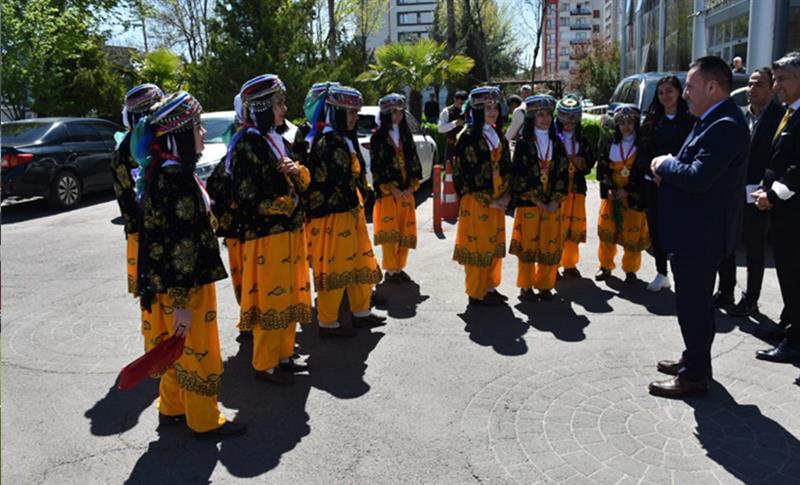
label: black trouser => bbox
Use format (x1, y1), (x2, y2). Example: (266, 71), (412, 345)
(672, 252), (722, 381)
(645, 181), (668, 275)
(717, 204), (770, 300)
(772, 216), (800, 345)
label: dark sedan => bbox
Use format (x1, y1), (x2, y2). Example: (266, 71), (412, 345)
(2, 118), (123, 209)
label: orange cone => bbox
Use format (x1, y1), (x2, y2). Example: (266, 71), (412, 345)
(442, 159), (459, 221)
(433, 164), (443, 233)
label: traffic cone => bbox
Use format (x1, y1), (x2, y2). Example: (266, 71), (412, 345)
(433, 164), (443, 234)
(442, 159), (459, 221)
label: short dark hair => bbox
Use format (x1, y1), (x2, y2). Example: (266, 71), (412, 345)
(752, 66), (774, 85)
(454, 90), (468, 101)
(690, 56), (733, 93)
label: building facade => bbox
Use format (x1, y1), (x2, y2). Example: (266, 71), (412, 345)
(542, 0), (606, 80)
(365, 0), (437, 52)
(620, 0), (800, 77)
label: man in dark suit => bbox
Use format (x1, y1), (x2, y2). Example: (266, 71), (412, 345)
(716, 68), (784, 317)
(648, 56), (750, 398)
(753, 52), (800, 363)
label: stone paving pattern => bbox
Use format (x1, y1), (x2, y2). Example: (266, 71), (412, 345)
(2, 183), (798, 484)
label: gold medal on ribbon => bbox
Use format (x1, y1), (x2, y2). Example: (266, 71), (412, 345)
(620, 167), (630, 177)
(540, 174), (549, 184)
(568, 164), (576, 174)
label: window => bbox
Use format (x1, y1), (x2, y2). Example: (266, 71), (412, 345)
(66, 122), (102, 142)
(560, 61), (570, 70)
(397, 0), (435, 4)
(593, 9), (600, 18)
(398, 11), (433, 26)
(398, 31), (428, 42)
(92, 122), (120, 141)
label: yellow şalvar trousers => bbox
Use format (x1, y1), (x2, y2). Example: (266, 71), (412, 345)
(373, 192), (417, 271)
(453, 194), (506, 299)
(239, 228), (312, 371)
(225, 237), (245, 331)
(560, 191), (587, 269)
(308, 207), (383, 323)
(140, 283), (226, 433)
(510, 205), (563, 290)
(126, 233), (139, 296)
(596, 159), (649, 273)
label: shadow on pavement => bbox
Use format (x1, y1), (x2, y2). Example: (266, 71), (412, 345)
(85, 376), (159, 436)
(605, 276), (676, 316)
(554, 276), (616, 314)
(458, 303), (529, 356)
(515, 298), (591, 342)
(688, 381), (800, 484)
(373, 280), (429, 319)
(1, 191), (115, 225)
(125, 426), (219, 484)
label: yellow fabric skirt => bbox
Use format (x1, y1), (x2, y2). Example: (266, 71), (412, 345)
(509, 206), (564, 265)
(126, 233), (139, 297)
(307, 207), (383, 293)
(239, 228), (312, 331)
(453, 194), (506, 298)
(561, 192), (587, 244)
(373, 193), (417, 249)
(597, 198), (650, 252)
(140, 283), (226, 432)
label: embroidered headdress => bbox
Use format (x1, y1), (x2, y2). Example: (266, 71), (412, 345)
(379, 93), (406, 114)
(122, 83), (164, 129)
(613, 104), (641, 124)
(556, 94), (583, 123)
(525, 94), (556, 117)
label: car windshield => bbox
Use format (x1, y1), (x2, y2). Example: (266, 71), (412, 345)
(202, 117), (234, 144)
(2, 121), (54, 146)
(357, 114), (377, 137)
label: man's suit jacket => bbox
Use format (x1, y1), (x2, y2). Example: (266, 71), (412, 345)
(744, 100), (784, 185)
(765, 103), (800, 226)
(656, 97), (750, 259)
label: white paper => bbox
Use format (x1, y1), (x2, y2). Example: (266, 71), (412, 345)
(746, 184), (759, 204)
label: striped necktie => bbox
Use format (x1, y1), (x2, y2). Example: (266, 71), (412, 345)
(773, 107), (795, 142)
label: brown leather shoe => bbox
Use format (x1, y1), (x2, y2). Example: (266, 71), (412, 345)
(648, 376), (709, 398)
(657, 359), (712, 378)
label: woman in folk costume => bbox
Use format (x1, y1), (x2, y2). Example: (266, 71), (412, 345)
(131, 91), (245, 439)
(206, 94), (247, 337)
(224, 74), (312, 385)
(110, 83), (163, 297)
(509, 94), (570, 301)
(370, 93), (423, 284)
(452, 86), (511, 307)
(304, 85), (385, 337)
(555, 94), (596, 278)
(595, 104), (650, 283)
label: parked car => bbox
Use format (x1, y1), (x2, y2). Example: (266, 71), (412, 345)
(731, 86), (748, 108)
(1, 117), (123, 209)
(195, 111), (298, 183)
(606, 71), (750, 118)
(356, 106), (437, 185)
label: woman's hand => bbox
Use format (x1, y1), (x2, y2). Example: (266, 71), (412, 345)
(279, 157), (300, 176)
(616, 188), (628, 200)
(607, 189), (616, 200)
(174, 308), (192, 338)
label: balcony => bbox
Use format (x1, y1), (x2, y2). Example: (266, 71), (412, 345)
(570, 8), (592, 15)
(570, 24), (592, 31)
(570, 38), (591, 45)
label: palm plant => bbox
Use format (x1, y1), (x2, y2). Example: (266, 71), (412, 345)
(357, 39), (474, 120)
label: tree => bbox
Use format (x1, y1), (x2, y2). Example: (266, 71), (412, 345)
(1, 0), (124, 120)
(149, 0), (212, 63)
(574, 41), (621, 104)
(516, 0), (545, 83)
(357, 39), (475, 119)
(140, 48), (184, 91)
(339, 0), (388, 67)
(328, 0), (337, 62)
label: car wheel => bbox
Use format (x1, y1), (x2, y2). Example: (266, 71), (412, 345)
(49, 171), (82, 210)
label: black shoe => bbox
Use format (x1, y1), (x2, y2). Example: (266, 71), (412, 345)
(236, 331), (253, 343)
(713, 291), (735, 309)
(728, 295), (758, 317)
(384, 272), (405, 284)
(624, 272), (638, 285)
(556, 271), (564, 281)
(755, 339), (800, 363)
(487, 289), (508, 301)
(656, 359), (713, 378)
(518, 288), (537, 302)
(319, 325), (357, 338)
(648, 376), (709, 398)
(254, 367), (295, 385)
(538, 289), (554, 301)
(397, 271), (413, 283)
(562, 268), (581, 278)
(194, 421), (247, 440)
(279, 359), (310, 373)
(352, 313), (387, 328)
(754, 322), (788, 340)
(594, 268), (611, 281)
(469, 295), (501, 306)
(158, 413), (186, 427)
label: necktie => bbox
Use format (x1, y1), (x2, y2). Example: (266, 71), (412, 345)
(774, 107), (795, 142)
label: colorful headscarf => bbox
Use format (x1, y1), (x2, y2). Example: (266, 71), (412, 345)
(524, 94), (556, 117)
(613, 104), (641, 124)
(303, 81), (340, 144)
(239, 74), (286, 123)
(130, 91), (203, 201)
(379, 93), (406, 114)
(556, 94), (583, 124)
(122, 83), (164, 129)
(326, 86), (364, 111)
(468, 86), (502, 110)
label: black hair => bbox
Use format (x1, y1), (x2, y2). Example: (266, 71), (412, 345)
(521, 112), (557, 140)
(468, 106), (486, 132)
(454, 90), (468, 101)
(690, 55), (733, 93)
(555, 118), (582, 138)
(254, 108), (288, 135)
(752, 66), (775, 85)
(376, 111), (412, 141)
(644, 75), (691, 124)
(154, 128), (199, 168)
(611, 118), (640, 144)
